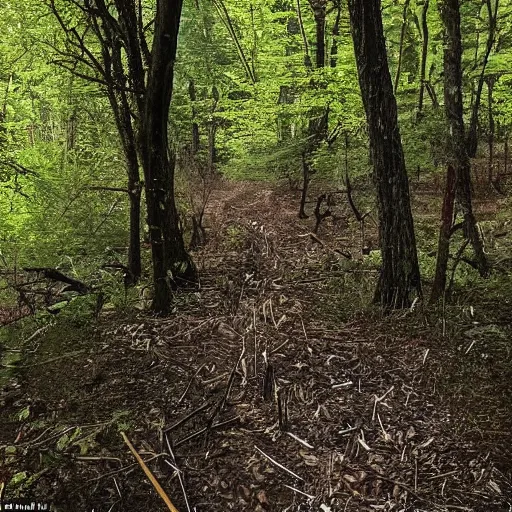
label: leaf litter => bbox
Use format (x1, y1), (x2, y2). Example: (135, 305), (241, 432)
(0, 181), (511, 511)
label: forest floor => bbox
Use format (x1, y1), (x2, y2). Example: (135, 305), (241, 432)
(1, 178), (512, 512)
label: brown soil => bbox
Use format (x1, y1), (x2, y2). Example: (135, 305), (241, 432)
(1, 179), (511, 512)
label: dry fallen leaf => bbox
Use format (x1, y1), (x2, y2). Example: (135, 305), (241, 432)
(252, 465), (266, 482)
(299, 449), (319, 466)
(257, 489), (269, 505)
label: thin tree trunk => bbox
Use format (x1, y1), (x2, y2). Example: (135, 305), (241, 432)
(213, 0), (256, 83)
(466, 0), (499, 158)
(189, 80), (200, 154)
(348, 0), (422, 309)
(439, 0), (489, 278)
(425, 81), (439, 109)
(105, 99), (142, 282)
(417, 0), (430, 115)
(298, 153), (311, 219)
(486, 76), (495, 183)
(394, 0), (411, 94)
(330, 0), (342, 68)
(298, 0), (327, 218)
(505, 135), (509, 176)
(296, 0), (312, 69)
(113, 106), (142, 283)
(249, 3), (258, 81)
(127, 168), (142, 284)
(208, 124), (217, 174)
(430, 165), (456, 303)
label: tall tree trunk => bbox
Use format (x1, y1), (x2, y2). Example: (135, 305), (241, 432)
(188, 80), (200, 154)
(141, 0), (196, 314)
(298, 153), (311, 219)
(438, 0), (489, 278)
(466, 0), (499, 158)
(127, 165), (142, 283)
(348, 0), (422, 308)
(208, 124), (217, 174)
(309, 0), (327, 69)
(296, 0), (313, 69)
(505, 135), (509, 176)
(330, 0), (342, 68)
(298, 0), (327, 219)
(394, 0), (411, 94)
(417, 0), (430, 115)
(486, 76), (495, 183)
(105, 94), (142, 282)
(213, 0), (256, 83)
(430, 165), (456, 303)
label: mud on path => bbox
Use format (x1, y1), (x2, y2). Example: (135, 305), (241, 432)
(1, 180), (511, 512)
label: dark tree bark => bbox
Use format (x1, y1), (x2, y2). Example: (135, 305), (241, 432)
(313, 193), (331, 233)
(330, 0), (342, 68)
(394, 0), (412, 94)
(466, 0), (499, 158)
(89, 0), (196, 313)
(298, 153), (311, 219)
(438, 0), (489, 279)
(189, 80), (200, 154)
(417, 0), (430, 115)
(107, 75), (142, 283)
(486, 76), (496, 183)
(308, 0), (327, 69)
(297, 0), (328, 219)
(140, 0), (196, 314)
(296, 0), (313, 69)
(348, 0), (422, 308)
(430, 165), (456, 303)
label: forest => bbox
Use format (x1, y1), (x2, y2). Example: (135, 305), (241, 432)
(0, 0), (511, 510)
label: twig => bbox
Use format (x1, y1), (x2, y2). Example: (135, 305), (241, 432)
(164, 461), (191, 512)
(165, 435), (191, 512)
(427, 470), (458, 481)
(205, 343), (246, 437)
(23, 324), (51, 345)
(372, 385), (394, 421)
(286, 432), (314, 449)
(174, 417), (240, 448)
(7, 350), (85, 368)
(86, 454), (165, 483)
(270, 338), (290, 355)
(254, 445), (304, 481)
(164, 402), (212, 433)
(178, 363), (206, 404)
(121, 432), (180, 512)
(283, 484), (315, 499)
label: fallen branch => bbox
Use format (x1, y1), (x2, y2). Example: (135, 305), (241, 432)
(121, 432), (180, 512)
(309, 233), (352, 259)
(164, 401), (212, 433)
(254, 445), (304, 481)
(174, 416), (240, 448)
(313, 194), (332, 233)
(23, 267), (90, 294)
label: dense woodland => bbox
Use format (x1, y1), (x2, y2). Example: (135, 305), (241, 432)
(0, 0), (511, 511)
